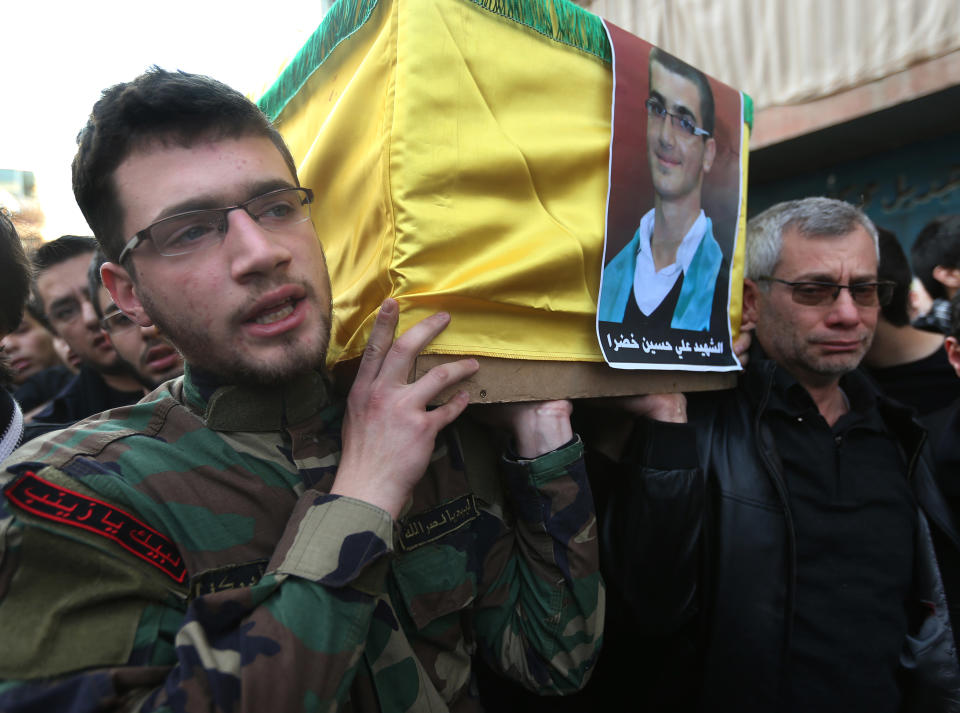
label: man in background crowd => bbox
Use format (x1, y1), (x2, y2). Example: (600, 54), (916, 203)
(1, 305), (73, 413)
(1, 309), (60, 386)
(862, 227), (960, 415)
(911, 215), (960, 334)
(917, 291), (960, 636)
(88, 250), (184, 391)
(23, 235), (142, 439)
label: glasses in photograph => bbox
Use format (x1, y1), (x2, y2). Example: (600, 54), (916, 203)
(758, 277), (895, 307)
(119, 187), (315, 263)
(645, 98), (711, 138)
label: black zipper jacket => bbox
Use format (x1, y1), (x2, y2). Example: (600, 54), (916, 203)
(598, 357), (960, 712)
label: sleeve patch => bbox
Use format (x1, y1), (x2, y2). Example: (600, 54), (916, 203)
(189, 559), (269, 599)
(397, 493), (479, 552)
(4, 471), (187, 584)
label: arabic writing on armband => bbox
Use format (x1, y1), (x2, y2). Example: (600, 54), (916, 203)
(189, 559), (269, 599)
(4, 471), (187, 583)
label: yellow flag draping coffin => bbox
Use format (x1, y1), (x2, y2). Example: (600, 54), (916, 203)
(259, 0), (749, 371)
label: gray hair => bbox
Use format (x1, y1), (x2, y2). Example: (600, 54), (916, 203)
(746, 197), (879, 283)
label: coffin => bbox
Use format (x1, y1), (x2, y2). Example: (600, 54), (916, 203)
(259, 0), (751, 401)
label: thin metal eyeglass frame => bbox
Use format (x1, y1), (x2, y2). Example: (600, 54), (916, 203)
(100, 310), (138, 334)
(117, 187), (315, 264)
(757, 276), (895, 307)
(645, 98), (711, 138)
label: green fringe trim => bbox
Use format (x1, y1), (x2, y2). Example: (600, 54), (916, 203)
(258, 0), (380, 121)
(257, 0), (754, 129)
(258, 0), (612, 121)
(464, 0), (611, 62)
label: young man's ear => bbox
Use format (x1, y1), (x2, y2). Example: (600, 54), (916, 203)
(100, 262), (153, 327)
(740, 279), (760, 332)
(945, 336), (960, 379)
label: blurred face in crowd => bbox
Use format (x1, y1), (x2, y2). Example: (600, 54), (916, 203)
(35, 253), (122, 373)
(53, 336), (81, 373)
(102, 135), (332, 385)
(0, 314), (60, 384)
(646, 60), (716, 204)
(95, 286), (183, 388)
(745, 225), (880, 390)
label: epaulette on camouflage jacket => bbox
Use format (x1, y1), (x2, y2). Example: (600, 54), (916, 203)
(0, 367), (602, 712)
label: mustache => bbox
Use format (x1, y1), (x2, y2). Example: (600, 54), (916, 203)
(232, 279), (317, 322)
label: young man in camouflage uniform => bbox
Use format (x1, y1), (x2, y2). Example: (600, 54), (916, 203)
(0, 69), (602, 711)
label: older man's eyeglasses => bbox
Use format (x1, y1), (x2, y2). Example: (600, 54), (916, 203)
(118, 187), (315, 263)
(758, 277), (895, 307)
(645, 98), (711, 138)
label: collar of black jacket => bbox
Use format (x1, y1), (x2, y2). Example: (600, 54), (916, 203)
(741, 343), (926, 457)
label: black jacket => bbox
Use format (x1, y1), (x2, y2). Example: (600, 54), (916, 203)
(22, 365), (141, 443)
(12, 365), (73, 413)
(599, 357), (960, 713)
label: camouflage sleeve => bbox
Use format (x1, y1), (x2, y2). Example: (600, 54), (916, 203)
(0, 478), (394, 712)
(474, 435), (604, 694)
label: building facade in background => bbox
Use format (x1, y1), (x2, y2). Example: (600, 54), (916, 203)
(575, 0), (960, 247)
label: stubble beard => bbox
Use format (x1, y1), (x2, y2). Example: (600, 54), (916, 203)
(139, 286), (332, 387)
(809, 348), (869, 379)
(796, 333), (872, 385)
(757, 307), (872, 388)
(87, 350), (132, 378)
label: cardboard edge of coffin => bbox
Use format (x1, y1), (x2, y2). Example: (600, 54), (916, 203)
(334, 354), (736, 404)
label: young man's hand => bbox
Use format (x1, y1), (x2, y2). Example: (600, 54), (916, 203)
(332, 299), (479, 518)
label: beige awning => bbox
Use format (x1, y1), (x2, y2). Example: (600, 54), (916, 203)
(573, 0), (957, 149)
(577, 0), (960, 110)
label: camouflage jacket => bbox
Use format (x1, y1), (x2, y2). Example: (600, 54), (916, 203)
(0, 368), (602, 712)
